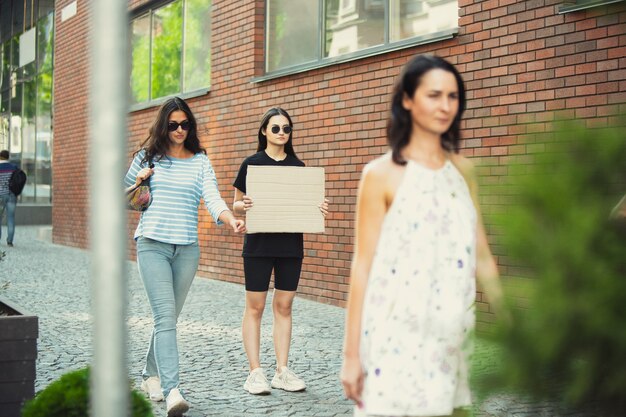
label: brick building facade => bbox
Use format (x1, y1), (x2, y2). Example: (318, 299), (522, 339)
(51, 0), (626, 331)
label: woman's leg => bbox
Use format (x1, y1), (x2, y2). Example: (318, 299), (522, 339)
(272, 257), (303, 368)
(137, 238), (197, 397)
(242, 257), (273, 370)
(141, 241), (199, 385)
(242, 290), (268, 370)
(272, 289), (296, 368)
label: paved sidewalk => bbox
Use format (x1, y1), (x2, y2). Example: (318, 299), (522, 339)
(0, 227), (598, 417)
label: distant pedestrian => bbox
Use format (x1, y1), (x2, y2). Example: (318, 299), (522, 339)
(124, 97), (245, 417)
(232, 107), (329, 395)
(340, 55), (504, 417)
(0, 150), (18, 247)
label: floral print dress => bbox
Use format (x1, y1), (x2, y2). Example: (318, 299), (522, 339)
(358, 159), (477, 417)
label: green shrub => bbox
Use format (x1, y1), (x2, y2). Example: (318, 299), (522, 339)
(22, 367), (153, 417)
(484, 120), (626, 415)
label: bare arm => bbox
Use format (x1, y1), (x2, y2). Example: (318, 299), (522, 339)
(218, 209), (246, 233)
(233, 188), (253, 216)
(457, 156), (503, 312)
(341, 162), (388, 406)
(124, 166), (153, 193)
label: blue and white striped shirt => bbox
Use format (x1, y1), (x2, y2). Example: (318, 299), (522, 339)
(124, 150), (230, 244)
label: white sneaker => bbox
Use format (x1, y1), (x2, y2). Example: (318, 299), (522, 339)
(165, 388), (189, 417)
(270, 366), (306, 392)
(140, 376), (164, 402)
(243, 368), (271, 395)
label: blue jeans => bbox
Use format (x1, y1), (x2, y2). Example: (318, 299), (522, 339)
(136, 236), (200, 396)
(0, 193), (16, 244)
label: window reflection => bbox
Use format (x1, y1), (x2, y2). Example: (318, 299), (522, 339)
(131, 14), (150, 104)
(268, 0), (459, 72)
(130, 0), (212, 103)
(151, 0), (182, 100)
(0, 11), (54, 204)
(266, 0), (318, 72)
(36, 71), (52, 203)
(325, 0), (385, 58)
(390, 0), (457, 42)
(184, 0), (211, 91)
(22, 78), (36, 202)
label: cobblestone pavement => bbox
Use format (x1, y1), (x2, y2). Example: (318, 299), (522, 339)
(0, 227), (602, 417)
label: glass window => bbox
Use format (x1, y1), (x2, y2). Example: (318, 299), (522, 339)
(0, 1), (11, 43)
(390, 0), (456, 41)
(130, 14), (151, 103)
(151, 0), (182, 100)
(36, 12), (54, 73)
(267, 0), (459, 74)
(266, 0), (319, 72)
(38, 0), (55, 20)
(325, 0), (384, 58)
(36, 71), (53, 203)
(0, 112), (8, 151)
(1, 41), (10, 91)
(21, 78), (36, 202)
(130, 0), (212, 105)
(559, 0), (624, 12)
(1, 11), (54, 204)
(184, 0), (212, 91)
(11, 0), (24, 39)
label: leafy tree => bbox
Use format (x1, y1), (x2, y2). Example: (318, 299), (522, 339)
(484, 119), (626, 415)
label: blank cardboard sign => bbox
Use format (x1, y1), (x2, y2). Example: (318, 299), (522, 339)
(246, 165), (325, 234)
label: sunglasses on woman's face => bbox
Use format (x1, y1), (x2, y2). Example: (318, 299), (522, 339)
(270, 125), (292, 134)
(168, 120), (191, 132)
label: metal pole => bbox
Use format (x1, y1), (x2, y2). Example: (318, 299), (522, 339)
(89, 0), (129, 416)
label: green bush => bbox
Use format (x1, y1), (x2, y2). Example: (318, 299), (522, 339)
(484, 120), (626, 415)
(22, 367), (153, 417)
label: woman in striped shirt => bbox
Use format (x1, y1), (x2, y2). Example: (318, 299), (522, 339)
(124, 97), (245, 417)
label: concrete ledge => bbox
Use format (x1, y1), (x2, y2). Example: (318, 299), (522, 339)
(13, 204), (52, 225)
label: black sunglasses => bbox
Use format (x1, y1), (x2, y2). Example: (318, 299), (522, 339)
(168, 120), (191, 132)
(270, 125), (292, 134)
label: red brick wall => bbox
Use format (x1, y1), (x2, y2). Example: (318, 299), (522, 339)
(52, 0), (91, 248)
(53, 0), (626, 330)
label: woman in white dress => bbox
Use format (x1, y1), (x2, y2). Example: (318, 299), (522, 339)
(340, 55), (503, 417)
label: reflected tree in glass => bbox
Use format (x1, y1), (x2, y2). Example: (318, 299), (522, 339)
(131, 14), (150, 104)
(151, 0), (182, 100)
(266, 0), (318, 72)
(21, 78), (36, 202)
(36, 71), (52, 202)
(36, 12), (54, 74)
(184, 0), (211, 92)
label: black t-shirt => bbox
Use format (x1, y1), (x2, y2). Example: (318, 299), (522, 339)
(233, 151), (306, 258)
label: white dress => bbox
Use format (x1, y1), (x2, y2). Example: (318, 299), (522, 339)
(358, 159), (477, 417)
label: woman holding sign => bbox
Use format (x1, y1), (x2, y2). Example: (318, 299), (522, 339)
(233, 107), (329, 395)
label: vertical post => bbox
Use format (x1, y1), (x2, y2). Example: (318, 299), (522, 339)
(89, 0), (129, 417)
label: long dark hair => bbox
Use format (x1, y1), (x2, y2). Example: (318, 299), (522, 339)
(136, 96), (205, 164)
(387, 55), (466, 165)
(257, 107), (297, 158)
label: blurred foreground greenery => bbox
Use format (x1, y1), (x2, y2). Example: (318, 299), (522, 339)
(476, 120), (626, 415)
(22, 367), (153, 417)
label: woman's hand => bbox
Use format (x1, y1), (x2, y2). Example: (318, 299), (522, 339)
(135, 167), (154, 186)
(230, 218), (246, 234)
(319, 198), (330, 217)
(340, 355), (364, 408)
(242, 195), (254, 211)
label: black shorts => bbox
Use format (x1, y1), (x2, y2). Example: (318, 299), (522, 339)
(243, 257), (303, 292)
